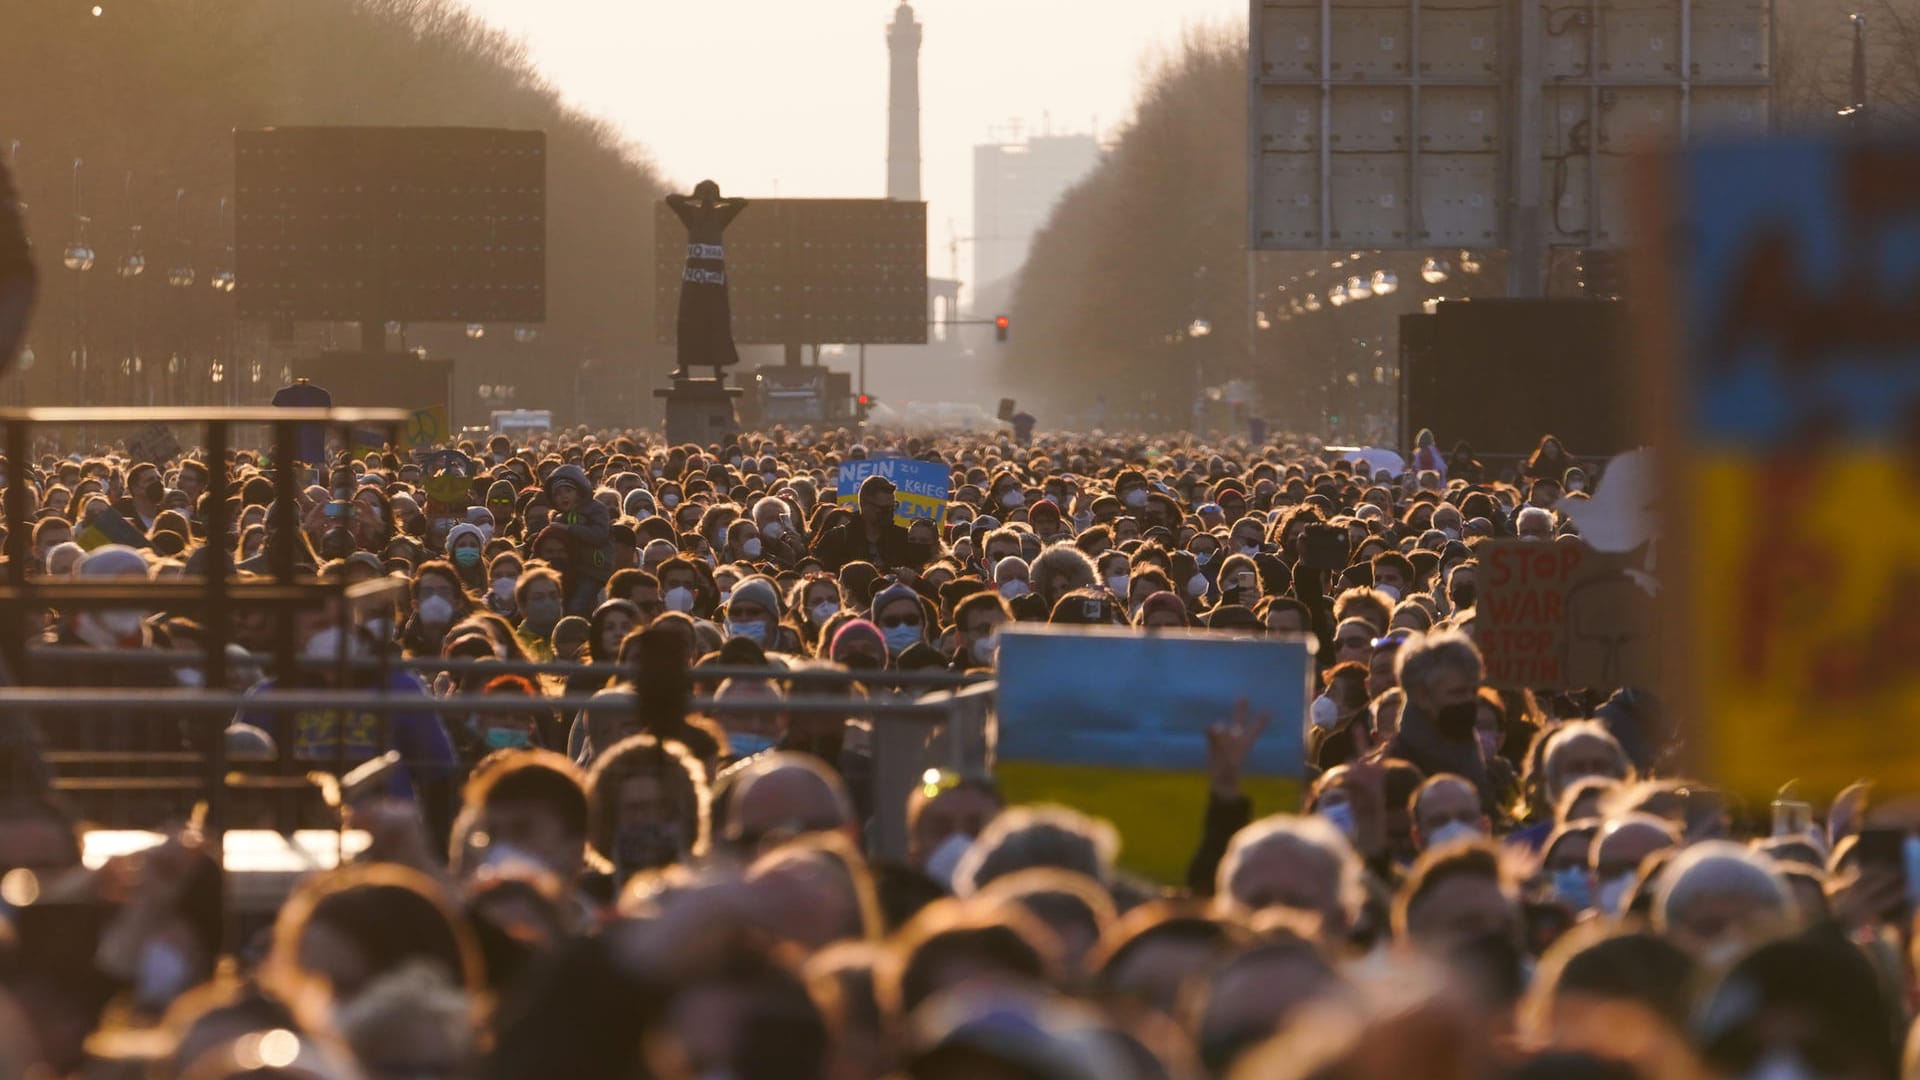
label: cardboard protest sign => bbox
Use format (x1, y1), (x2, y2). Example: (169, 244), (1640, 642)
(1477, 540), (1659, 691)
(1639, 135), (1920, 799)
(127, 424), (181, 466)
(835, 457), (948, 526)
(993, 625), (1310, 882)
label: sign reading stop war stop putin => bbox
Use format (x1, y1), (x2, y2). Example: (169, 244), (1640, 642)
(1647, 136), (1920, 800)
(1477, 541), (1659, 691)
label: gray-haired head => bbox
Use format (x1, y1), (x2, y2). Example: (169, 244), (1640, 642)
(952, 804), (1119, 897)
(1654, 840), (1795, 960)
(1215, 813), (1364, 934)
(1393, 629), (1483, 710)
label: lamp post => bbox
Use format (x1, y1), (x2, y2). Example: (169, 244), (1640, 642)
(1838, 13), (1869, 126)
(63, 158), (95, 404)
(1187, 317), (1212, 430)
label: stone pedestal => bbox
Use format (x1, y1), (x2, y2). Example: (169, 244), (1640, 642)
(655, 377), (743, 446)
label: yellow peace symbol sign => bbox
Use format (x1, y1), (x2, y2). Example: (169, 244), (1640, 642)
(405, 407), (447, 448)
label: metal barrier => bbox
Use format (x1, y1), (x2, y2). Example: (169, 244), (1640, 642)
(6, 677), (989, 863)
(1, 405), (1000, 928)
(1, 407), (408, 841)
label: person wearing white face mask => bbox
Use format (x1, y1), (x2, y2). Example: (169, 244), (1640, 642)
(653, 556), (709, 619)
(1410, 774), (1490, 853)
(485, 555), (524, 617)
(992, 555), (1032, 600)
(949, 591), (1010, 672)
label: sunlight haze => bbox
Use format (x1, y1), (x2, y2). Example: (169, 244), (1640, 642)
(458, 0), (1244, 292)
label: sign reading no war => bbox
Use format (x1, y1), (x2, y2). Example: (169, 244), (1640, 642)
(994, 625), (1309, 774)
(836, 457), (949, 526)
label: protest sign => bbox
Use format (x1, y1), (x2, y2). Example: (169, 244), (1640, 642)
(835, 457), (948, 526)
(1640, 135), (1920, 799)
(126, 424), (181, 466)
(1477, 540), (1658, 691)
(76, 500), (150, 551)
(402, 405), (450, 452)
(993, 625), (1310, 881)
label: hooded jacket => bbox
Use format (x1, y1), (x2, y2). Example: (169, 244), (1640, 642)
(543, 464), (615, 583)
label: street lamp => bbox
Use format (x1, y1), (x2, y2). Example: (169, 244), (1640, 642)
(166, 188), (194, 287)
(1839, 13), (1868, 124)
(63, 158), (95, 271)
(118, 225), (145, 278)
(1187, 319), (1212, 338)
(209, 196), (235, 291)
(465, 323), (485, 340)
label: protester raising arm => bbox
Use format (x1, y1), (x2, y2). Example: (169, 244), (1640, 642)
(1186, 699), (1268, 895)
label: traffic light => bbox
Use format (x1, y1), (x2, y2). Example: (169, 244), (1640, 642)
(856, 393), (871, 422)
(994, 315), (1010, 343)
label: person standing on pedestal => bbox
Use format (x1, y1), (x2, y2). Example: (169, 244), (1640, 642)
(0, 161), (34, 378)
(666, 180), (749, 381)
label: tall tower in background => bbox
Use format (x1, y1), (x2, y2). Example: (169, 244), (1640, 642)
(886, 3), (922, 201)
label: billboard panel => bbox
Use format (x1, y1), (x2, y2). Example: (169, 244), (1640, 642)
(1248, 0), (1772, 252)
(235, 127), (546, 323)
(653, 199), (927, 345)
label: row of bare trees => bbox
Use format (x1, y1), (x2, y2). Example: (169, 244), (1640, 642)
(2, 0), (667, 409)
(1003, 3), (1919, 432)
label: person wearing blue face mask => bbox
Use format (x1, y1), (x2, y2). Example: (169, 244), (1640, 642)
(721, 575), (783, 650)
(465, 674), (549, 756)
(1541, 821), (1601, 915)
(444, 522), (489, 593)
(869, 581), (930, 660)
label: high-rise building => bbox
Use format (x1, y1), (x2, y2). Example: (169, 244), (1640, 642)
(886, 3), (922, 202)
(972, 133), (1101, 295)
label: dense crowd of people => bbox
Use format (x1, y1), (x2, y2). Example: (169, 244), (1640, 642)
(0, 423), (1910, 1080)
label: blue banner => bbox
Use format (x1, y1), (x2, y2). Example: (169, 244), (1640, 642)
(835, 457), (949, 525)
(994, 625), (1309, 775)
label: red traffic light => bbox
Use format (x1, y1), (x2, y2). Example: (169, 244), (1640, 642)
(994, 314), (1010, 343)
(995, 315), (1009, 329)
(857, 394), (871, 406)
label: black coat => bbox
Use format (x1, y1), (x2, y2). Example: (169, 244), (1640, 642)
(814, 518), (931, 573)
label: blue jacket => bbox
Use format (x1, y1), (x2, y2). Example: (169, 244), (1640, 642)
(237, 670), (456, 799)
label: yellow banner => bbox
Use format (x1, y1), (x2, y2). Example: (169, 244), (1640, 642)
(1688, 450), (1920, 800)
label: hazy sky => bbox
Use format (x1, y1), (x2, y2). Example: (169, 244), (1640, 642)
(458, 0), (1244, 293)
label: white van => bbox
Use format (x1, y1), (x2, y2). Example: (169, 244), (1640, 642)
(490, 409), (553, 437)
